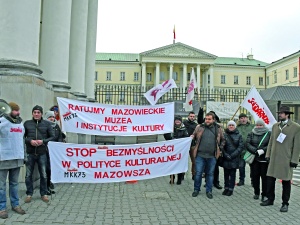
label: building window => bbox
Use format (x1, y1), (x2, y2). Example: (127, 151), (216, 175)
(266, 76), (269, 86)
(106, 71), (111, 81)
(246, 76), (251, 85)
(234, 76), (238, 85)
(134, 72), (139, 81)
(220, 95), (226, 102)
(274, 72), (277, 83)
(147, 73), (152, 81)
(208, 75), (210, 84)
(221, 75), (226, 84)
(187, 73), (191, 81)
(95, 71), (98, 81)
(160, 72), (165, 81)
(119, 92), (125, 102)
(105, 92), (112, 102)
(233, 95), (239, 102)
(294, 67), (297, 78)
(120, 72), (125, 81)
(259, 77), (264, 86)
(172, 72), (178, 81)
(285, 69), (289, 80)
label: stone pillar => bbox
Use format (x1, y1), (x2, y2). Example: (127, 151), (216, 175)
(85, 0), (98, 102)
(142, 63), (146, 90)
(183, 64), (187, 91)
(169, 63), (173, 80)
(68, 0), (89, 100)
(202, 70), (207, 88)
(210, 65), (214, 89)
(39, 0), (72, 92)
(197, 64), (201, 91)
(155, 63), (160, 86)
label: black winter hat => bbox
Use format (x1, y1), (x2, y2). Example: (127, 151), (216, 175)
(239, 113), (248, 119)
(32, 105), (43, 114)
(174, 115), (182, 122)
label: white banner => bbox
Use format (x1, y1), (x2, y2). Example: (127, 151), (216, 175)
(184, 68), (197, 112)
(48, 138), (191, 183)
(206, 101), (240, 119)
(240, 86), (277, 129)
(57, 97), (174, 136)
(143, 79), (177, 105)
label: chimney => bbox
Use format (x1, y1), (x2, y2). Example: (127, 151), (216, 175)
(247, 54), (253, 60)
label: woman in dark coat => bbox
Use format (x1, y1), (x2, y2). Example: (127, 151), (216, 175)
(246, 118), (271, 201)
(164, 115), (189, 185)
(222, 121), (243, 196)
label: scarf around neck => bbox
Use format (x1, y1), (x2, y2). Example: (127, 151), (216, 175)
(252, 127), (268, 135)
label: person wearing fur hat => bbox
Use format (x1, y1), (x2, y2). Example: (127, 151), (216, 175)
(23, 105), (55, 204)
(0, 102), (26, 218)
(44, 111), (65, 195)
(222, 121), (243, 196)
(246, 118), (271, 202)
(164, 115), (189, 185)
(260, 106), (300, 212)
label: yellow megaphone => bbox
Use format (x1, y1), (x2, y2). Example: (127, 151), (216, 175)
(0, 99), (11, 117)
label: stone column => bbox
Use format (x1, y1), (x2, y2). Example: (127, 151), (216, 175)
(202, 70), (207, 88)
(169, 63), (174, 80)
(155, 63), (160, 86)
(68, 0), (89, 100)
(183, 64), (187, 91)
(210, 65), (214, 89)
(39, 0), (72, 92)
(85, 0), (98, 102)
(197, 64), (201, 91)
(142, 63), (146, 90)
(0, 0), (42, 75)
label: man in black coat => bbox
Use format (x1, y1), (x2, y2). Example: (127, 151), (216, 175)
(183, 111), (198, 179)
(24, 105), (55, 204)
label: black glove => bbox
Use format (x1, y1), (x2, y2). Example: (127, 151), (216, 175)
(290, 162), (298, 168)
(224, 153), (232, 160)
(265, 157), (270, 163)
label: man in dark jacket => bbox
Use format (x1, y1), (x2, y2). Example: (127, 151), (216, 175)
(24, 105), (55, 204)
(44, 111), (64, 195)
(183, 112), (198, 180)
(236, 113), (254, 186)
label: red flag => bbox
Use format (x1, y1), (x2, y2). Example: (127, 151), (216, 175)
(173, 25), (176, 40)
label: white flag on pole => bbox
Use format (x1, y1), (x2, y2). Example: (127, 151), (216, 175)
(240, 86), (277, 130)
(184, 68), (197, 112)
(144, 79), (177, 105)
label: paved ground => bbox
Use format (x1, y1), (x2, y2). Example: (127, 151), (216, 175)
(1, 165), (300, 225)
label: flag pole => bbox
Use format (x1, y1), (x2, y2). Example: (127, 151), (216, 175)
(231, 105), (241, 120)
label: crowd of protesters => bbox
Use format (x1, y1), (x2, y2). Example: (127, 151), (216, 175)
(166, 105), (300, 213)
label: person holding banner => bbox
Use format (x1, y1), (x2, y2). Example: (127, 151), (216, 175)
(222, 121), (243, 196)
(164, 115), (189, 185)
(183, 112), (198, 180)
(191, 112), (225, 199)
(260, 106), (300, 212)
(44, 111), (65, 195)
(236, 113), (254, 186)
(24, 105), (55, 204)
(246, 118), (270, 201)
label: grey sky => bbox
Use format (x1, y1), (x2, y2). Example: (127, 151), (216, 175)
(96, 0), (300, 63)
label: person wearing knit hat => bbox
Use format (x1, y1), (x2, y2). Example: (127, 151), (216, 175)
(44, 111), (64, 195)
(0, 101), (26, 218)
(23, 106), (55, 204)
(164, 115), (188, 185)
(237, 113), (255, 186)
(246, 118), (270, 203)
(222, 120), (243, 196)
